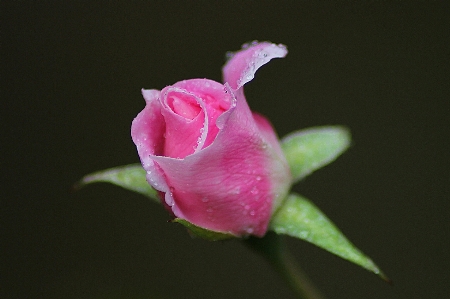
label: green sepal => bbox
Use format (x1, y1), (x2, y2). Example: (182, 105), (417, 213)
(75, 164), (159, 203)
(174, 218), (235, 241)
(281, 126), (351, 183)
(270, 193), (388, 281)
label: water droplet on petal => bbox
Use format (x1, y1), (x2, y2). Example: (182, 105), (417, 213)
(225, 51), (235, 59)
(229, 187), (241, 195)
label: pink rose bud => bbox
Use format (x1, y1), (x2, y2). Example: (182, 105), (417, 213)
(131, 41), (291, 237)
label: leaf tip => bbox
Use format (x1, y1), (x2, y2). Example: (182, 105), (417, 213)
(362, 257), (391, 283)
(72, 173), (98, 191)
(378, 271), (392, 284)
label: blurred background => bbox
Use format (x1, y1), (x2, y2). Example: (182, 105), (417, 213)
(2, 2), (449, 299)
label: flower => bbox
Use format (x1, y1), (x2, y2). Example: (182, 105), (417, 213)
(131, 41), (291, 237)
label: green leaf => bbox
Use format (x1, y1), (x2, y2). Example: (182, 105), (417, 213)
(174, 218), (235, 241)
(281, 126), (351, 183)
(270, 193), (388, 280)
(75, 164), (159, 203)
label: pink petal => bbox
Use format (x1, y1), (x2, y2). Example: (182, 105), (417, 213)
(223, 41), (288, 90)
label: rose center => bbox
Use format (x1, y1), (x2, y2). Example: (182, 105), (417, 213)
(168, 95), (201, 120)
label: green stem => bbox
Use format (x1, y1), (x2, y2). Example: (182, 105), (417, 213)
(244, 232), (326, 299)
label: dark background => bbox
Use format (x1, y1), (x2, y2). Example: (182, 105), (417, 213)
(2, 2), (449, 299)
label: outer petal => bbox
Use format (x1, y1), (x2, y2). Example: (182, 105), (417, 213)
(131, 89), (171, 198)
(223, 41), (287, 90)
(252, 112), (291, 211)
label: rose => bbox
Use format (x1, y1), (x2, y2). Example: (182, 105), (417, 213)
(131, 41), (291, 237)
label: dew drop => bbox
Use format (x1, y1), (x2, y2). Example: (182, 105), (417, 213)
(250, 210), (256, 216)
(229, 186), (241, 195)
(165, 190), (174, 207)
(201, 197), (209, 203)
(225, 51), (235, 59)
(245, 227), (254, 234)
(250, 186), (259, 195)
(256, 176), (262, 181)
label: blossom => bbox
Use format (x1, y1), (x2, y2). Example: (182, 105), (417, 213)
(131, 41), (291, 236)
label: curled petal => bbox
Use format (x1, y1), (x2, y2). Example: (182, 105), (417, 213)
(223, 41), (288, 90)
